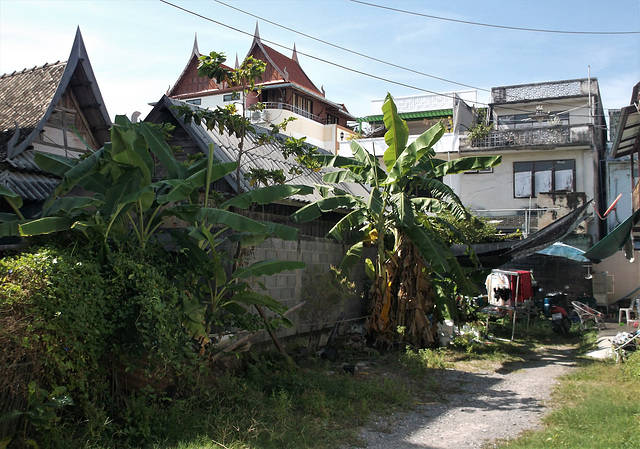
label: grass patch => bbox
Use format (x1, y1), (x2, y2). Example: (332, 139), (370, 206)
(40, 352), (412, 449)
(497, 352), (640, 448)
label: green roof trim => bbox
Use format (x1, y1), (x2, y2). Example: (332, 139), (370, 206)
(359, 108), (453, 123)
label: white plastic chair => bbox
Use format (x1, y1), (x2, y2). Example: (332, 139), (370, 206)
(618, 298), (640, 324)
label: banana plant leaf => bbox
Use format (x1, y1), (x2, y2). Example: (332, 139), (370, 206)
(220, 184), (313, 210)
(382, 93), (409, 170)
(33, 152), (77, 177)
(339, 241), (364, 272)
(290, 195), (359, 223)
(404, 224), (450, 272)
(18, 217), (75, 236)
(232, 259), (305, 279)
(138, 122), (188, 180)
(390, 192), (414, 228)
(0, 220), (23, 237)
(326, 209), (367, 242)
(430, 155), (502, 177)
(44, 197), (101, 216)
(0, 185), (23, 211)
(170, 205), (265, 234)
(321, 169), (364, 184)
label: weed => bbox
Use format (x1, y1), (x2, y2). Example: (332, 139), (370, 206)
(401, 346), (450, 378)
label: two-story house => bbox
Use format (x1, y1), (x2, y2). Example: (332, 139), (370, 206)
(458, 78), (607, 249)
(167, 25), (355, 154)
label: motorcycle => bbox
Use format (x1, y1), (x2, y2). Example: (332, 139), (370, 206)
(549, 304), (572, 335)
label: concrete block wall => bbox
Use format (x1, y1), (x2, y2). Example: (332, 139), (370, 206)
(244, 235), (369, 342)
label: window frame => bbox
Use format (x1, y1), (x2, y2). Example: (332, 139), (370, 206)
(513, 159), (575, 198)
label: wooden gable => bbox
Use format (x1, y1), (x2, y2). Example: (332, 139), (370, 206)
(168, 36), (233, 99)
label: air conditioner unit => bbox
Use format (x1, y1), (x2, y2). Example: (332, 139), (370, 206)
(260, 110), (269, 122)
(250, 111), (261, 123)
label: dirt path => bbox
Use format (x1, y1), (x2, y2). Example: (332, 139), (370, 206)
(355, 346), (576, 448)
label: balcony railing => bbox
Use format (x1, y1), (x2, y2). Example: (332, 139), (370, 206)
(259, 102), (323, 124)
(460, 124), (593, 151)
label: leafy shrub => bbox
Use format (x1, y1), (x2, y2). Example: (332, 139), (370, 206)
(0, 243), (112, 441)
(0, 241), (203, 446)
(621, 350), (640, 379)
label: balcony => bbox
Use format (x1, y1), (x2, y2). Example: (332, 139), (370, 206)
(460, 124), (594, 152)
(258, 102), (323, 124)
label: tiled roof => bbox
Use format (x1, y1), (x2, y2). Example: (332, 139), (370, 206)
(0, 169), (59, 202)
(147, 96), (370, 204)
(256, 42), (322, 96)
(0, 62), (67, 159)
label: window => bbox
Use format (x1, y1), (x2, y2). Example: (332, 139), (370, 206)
(186, 99), (201, 105)
(325, 114), (339, 125)
(513, 160), (575, 198)
(292, 93), (312, 118)
(223, 92), (240, 102)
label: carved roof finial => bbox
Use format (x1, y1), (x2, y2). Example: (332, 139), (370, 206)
(292, 43), (299, 64)
(192, 33), (199, 56)
(254, 22), (260, 41)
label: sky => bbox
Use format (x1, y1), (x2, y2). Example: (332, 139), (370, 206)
(1, 0), (639, 123)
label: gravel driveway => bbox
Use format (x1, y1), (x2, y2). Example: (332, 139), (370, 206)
(354, 346), (576, 448)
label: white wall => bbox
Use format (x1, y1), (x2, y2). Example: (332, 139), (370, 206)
(594, 250), (640, 304)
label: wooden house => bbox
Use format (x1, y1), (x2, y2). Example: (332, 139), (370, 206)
(0, 28), (111, 216)
(167, 25), (356, 154)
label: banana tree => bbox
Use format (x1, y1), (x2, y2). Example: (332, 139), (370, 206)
(291, 93), (501, 347)
(0, 117), (311, 351)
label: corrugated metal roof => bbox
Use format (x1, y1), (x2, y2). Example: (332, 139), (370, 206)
(361, 108), (453, 123)
(611, 104), (640, 158)
(149, 96), (370, 205)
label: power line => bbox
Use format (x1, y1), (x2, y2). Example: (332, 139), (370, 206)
(350, 0), (640, 36)
(159, 0), (620, 120)
(211, 0), (490, 93)
(159, 0), (475, 105)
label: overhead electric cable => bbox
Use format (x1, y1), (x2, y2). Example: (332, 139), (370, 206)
(159, 0), (477, 104)
(159, 0), (620, 118)
(350, 0), (640, 35)
(211, 0), (489, 92)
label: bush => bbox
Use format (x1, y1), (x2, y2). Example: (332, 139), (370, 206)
(0, 241), (202, 446)
(621, 350), (640, 379)
(0, 243), (112, 442)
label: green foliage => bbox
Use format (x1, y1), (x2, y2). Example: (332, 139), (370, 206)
(621, 349), (640, 379)
(467, 108), (493, 145)
(401, 347), (450, 377)
(0, 244), (112, 399)
(291, 94), (501, 343)
(176, 51), (322, 194)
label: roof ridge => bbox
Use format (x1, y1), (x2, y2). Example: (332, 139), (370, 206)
(1, 60), (66, 79)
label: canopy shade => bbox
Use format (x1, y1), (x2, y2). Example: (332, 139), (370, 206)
(584, 210), (640, 263)
(453, 201), (592, 269)
(536, 242), (588, 262)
